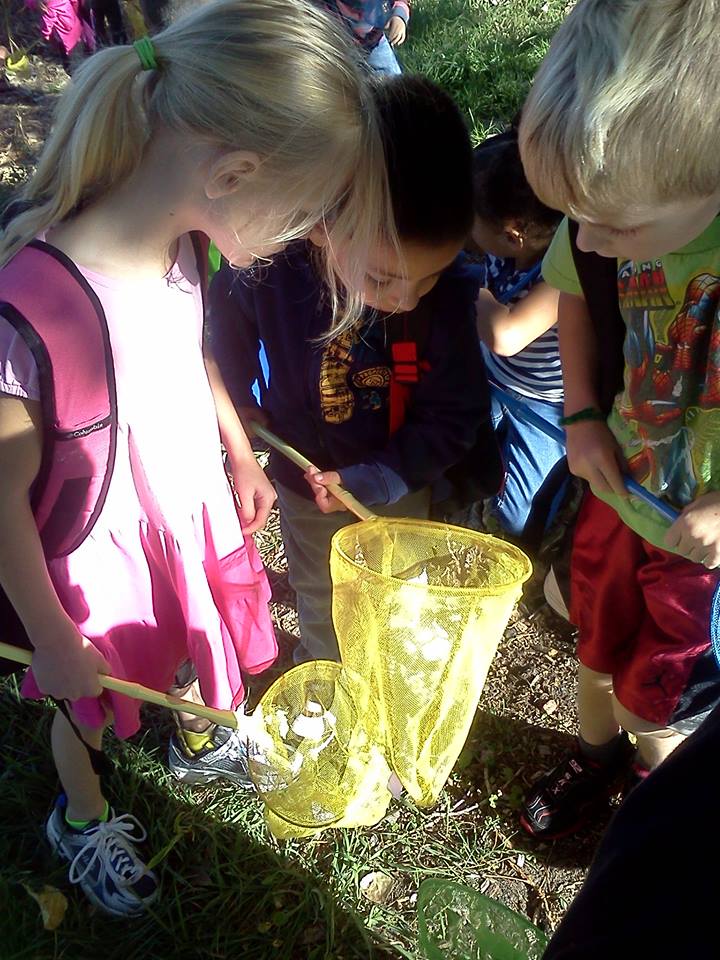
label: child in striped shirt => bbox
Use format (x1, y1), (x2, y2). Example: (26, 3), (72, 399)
(472, 128), (565, 543)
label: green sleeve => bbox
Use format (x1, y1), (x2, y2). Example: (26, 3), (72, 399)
(208, 241), (223, 280)
(541, 217), (583, 297)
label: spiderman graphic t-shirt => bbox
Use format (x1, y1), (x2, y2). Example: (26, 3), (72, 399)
(542, 216), (720, 549)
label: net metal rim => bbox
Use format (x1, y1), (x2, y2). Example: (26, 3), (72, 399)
(331, 517), (532, 596)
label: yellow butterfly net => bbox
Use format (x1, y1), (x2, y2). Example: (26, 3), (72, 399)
(249, 518), (531, 837)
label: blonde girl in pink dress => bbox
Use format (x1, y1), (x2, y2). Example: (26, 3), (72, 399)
(0, 0), (395, 917)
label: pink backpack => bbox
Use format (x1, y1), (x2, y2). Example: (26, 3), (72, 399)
(0, 234), (209, 671)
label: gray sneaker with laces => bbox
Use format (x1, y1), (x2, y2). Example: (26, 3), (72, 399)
(46, 795), (158, 917)
(168, 723), (254, 789)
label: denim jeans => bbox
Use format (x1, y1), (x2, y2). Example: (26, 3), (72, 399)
(367, 35), (402, 75)
(487, 386), (567, 540)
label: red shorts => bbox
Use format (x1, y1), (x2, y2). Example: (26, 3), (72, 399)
(571, 493), (720, 727)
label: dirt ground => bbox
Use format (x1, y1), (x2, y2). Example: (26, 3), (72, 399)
(0, 17), (601, 935)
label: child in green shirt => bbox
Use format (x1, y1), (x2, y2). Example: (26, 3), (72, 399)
(516, 0), (720, 839)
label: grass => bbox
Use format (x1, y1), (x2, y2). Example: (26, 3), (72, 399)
(400, 0), (573, 141)
(0, 2), (589, 958)
(0, 611), (595, 960)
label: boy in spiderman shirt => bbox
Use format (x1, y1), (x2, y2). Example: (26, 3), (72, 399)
(516, 0), (720, 840)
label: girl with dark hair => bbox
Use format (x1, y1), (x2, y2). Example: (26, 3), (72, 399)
(472, 128), (565, 543)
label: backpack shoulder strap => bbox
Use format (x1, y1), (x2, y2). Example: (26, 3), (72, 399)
(568, 219), (626, 414)
(0, 240), (117, 558)
(384, 299), (434, 434)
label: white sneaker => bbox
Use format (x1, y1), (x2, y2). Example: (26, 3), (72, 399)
(46, 795), (158, 917)
(168, 723), (254, 789)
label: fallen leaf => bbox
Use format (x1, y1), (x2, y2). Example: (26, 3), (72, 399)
(22, 884), (68, 931)
(359, 871), (394, 904)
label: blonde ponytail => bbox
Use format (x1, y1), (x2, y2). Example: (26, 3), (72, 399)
(2, 45), (151, 263)
(2, 0), (398, 330)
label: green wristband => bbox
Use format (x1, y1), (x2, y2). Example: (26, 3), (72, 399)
(560, 406), (606, 426)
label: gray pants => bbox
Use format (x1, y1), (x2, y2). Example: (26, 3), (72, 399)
(277, 483), (431, 662)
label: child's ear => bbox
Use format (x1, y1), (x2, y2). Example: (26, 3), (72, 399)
(205, 150), (261, 199)
(307, 224), (329, 248)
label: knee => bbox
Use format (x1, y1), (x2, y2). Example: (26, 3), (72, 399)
(611, 696), (672, 738)
(578, 663), (614, 695)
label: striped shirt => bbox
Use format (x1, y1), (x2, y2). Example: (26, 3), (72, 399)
(480, 253), (563, 403)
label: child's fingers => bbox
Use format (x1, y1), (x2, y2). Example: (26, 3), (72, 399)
(303, 469), (345, 512)
(606, 460), (630, 499)
(314, 488), (332, 512)
(244, 488), (276, 534)
(235, 482), (273, 533)
(664, 518), (683, 551)
(304, 468), (324, 498)
(581, 454), (629, 499)
(667, 524), (720, 567)
(585, 466), (613, 496)
(312, 470), (342, 489)
(237, 495), (258, 529)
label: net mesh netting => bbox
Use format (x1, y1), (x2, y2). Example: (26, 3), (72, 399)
(417, 879), (548, 960)
(250, 519), (530, 835)
(332, 519), (531, 806)
(247, 661), (392, 835)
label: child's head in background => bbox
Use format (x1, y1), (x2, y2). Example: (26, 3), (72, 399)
(313, 73), (473, 326)
(519, 0), (720, 261)
(1, 0), (395, 330)
(471, 127), (562, 266)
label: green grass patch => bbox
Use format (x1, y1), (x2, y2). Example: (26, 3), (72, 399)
(0, 676), (584, 960)
(400, 0), (572, 141)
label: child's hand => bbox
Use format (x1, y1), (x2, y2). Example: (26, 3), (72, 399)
(664, 491), (720, 567)
(31, 618), (110, 701)
(304, 466), (347, 514)
(386, 15), (407, 46)
(565, 420), (629, 498)
(228, 455), (277, 533)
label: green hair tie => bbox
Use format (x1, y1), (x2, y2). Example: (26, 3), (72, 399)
(134, 36), (158, 71)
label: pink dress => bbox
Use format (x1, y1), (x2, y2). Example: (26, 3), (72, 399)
(0, 236), (276, 736)
(24, 0), (96, 56)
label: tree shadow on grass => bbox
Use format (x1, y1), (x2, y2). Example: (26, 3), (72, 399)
(0, 685), (396, 960)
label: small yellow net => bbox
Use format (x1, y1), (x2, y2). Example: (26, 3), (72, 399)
(248, 660), (394, 838)
(250, 518), (531, 836)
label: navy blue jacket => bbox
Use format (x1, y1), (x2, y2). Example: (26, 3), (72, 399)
(207, 243), (499, 505)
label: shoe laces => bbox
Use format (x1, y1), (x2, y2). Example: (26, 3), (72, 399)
(67, 812), (148, 889)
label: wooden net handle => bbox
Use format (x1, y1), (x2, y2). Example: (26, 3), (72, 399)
(0, 641), (239, 728)
(251, 422), (377, 521)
